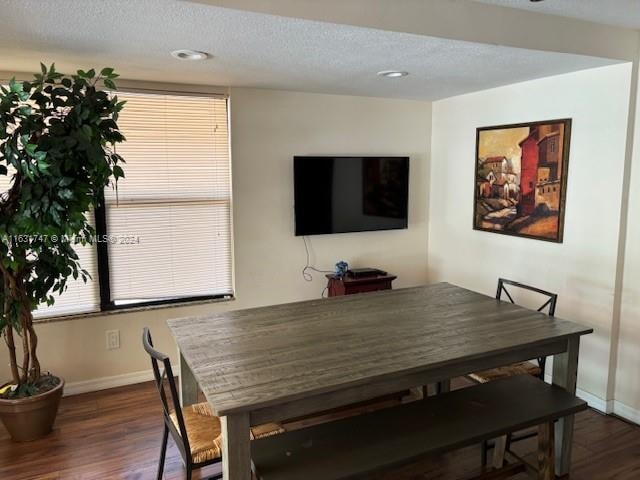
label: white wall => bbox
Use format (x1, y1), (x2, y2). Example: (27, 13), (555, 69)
(615, 68), (640, 421)
(230, 89), (430, 307)
(429, 64), (632, 404)
(0, 88), (432, 390)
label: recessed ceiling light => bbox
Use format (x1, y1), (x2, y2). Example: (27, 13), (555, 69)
(171, 49), (209, 61)
(377, 70), (409, 78)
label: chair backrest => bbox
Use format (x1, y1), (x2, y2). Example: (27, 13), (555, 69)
(142, 327), (191, 456)
(495, 279), (558, 379)
(496, 278), (557, 316)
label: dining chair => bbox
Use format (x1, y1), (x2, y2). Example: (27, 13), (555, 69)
(142, 328), (285, 480)
(469, 278), (557, 384)
(467, 278), (558, 466)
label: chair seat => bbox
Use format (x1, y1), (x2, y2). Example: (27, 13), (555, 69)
(468, 362), (541, 384)
(170, 402), (284, 464)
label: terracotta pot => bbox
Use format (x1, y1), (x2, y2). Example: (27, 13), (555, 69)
(0, 377), (64, 442)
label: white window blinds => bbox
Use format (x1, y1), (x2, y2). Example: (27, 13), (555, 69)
(0, 172), (100, 318)
(34, 223), (100, 317)
(104, 91), (233, 304)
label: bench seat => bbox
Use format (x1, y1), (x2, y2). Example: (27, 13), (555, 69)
(251, 374), (587, 480)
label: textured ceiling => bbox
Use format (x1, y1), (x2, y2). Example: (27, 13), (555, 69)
(0, 0), (618, 100)
(472, 0), (640, 30)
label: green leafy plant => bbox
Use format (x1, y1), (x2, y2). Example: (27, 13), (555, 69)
(0, 64), (125, 396)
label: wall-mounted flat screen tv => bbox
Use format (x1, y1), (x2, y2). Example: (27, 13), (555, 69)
(294, 156), (409, 236)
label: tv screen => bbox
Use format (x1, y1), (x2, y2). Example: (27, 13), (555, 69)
(294, 156), (409, 236)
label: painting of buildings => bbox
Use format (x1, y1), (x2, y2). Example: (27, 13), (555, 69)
(473, 119), (571, 242)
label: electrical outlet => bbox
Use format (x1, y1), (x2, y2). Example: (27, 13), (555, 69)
(106, 330), (120, 350)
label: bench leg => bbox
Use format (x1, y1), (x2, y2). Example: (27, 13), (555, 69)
(481, 440), (488, 466)
(538, 422), (555, 480)
(492, 435), (507, 469)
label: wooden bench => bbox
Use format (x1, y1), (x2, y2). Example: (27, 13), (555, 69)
(251, 375), (588, 480)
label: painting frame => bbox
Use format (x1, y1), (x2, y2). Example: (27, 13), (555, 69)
(473, 118), (572, 243)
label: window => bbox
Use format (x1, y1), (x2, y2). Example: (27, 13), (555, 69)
(1, 89), (233, 318)
(40, 230), (100, 317)
(99, 91), (233, 308)
(39, 225), (100, 317)
(0, 175), (100, 318)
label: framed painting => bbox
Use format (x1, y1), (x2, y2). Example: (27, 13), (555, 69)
(473, 119), (572, 243)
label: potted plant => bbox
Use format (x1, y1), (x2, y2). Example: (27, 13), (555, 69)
(0, 64), (125, 441)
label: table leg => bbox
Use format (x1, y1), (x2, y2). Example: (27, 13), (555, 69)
(552, 336), (580, 476)
(422, 384), (439, 398)
(438, 379), (451, 394)
(179, 350), (198, 407)
(222, 413), (252, 480)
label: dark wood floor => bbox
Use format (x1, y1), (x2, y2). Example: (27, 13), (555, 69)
(1, 380), (639, 480)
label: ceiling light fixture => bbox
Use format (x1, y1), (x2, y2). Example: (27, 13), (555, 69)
(377, 70), (409, 78)
(171, 49), (209, 61)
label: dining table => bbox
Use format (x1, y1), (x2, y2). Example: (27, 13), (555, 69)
(167, 282), (593, 480)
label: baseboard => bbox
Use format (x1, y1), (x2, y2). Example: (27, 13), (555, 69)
(63, 369), (155, 396)
(575, 388), (612, 414)
(544, 373), (611, 414)
(612, 401), (640, 426)
(540, 374), (640, 424)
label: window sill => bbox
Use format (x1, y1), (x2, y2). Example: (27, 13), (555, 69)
(33, 295), (236, 324)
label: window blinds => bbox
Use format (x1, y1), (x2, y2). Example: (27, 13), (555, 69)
(0, 171), (100, 318)
(104, 91), (233, 303)
(35, 220), (100, 317)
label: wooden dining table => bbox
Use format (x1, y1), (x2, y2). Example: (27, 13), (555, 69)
(167, 282), (592, 480)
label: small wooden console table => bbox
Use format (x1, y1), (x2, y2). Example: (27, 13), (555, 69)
(325, 272), (397, 297)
